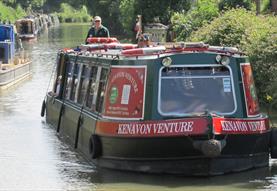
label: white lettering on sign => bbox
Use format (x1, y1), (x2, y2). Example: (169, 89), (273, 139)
(220, 120), (266, 132)
(111, 72), (138, 93)
(117, 121), (194, 135)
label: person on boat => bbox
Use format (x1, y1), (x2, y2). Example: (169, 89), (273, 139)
(132, 15), (142, 43)
(138, 34), (151, 48)
(85, 16), (110, 44)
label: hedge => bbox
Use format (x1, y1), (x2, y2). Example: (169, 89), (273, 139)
(189, 8), (277, 107)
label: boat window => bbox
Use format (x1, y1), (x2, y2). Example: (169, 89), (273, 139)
(96, 68), (109, 113)
(69, 63), (80, 101)
(65, 62), (74, 100)
(0, 48), (4, 61)
(77, 65), (90, 105)
(85, 66), (98, 109)
(158, 65), (236, 116)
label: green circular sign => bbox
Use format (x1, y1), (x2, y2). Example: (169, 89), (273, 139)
(109, 86), (118, 104)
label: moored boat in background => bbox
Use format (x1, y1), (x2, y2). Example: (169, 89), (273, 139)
(42, 37), (276, 176)
(15, 16), (39, 40)
(0, 24), (31, 89)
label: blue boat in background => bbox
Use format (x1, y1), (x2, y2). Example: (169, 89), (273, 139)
(0, 24), (15, 63)
(0, 24), (31, 89)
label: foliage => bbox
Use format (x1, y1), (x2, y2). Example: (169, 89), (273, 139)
(0, 2), (26, 23)
(134, 0), (191, 24)
(218, 0), (253, 11)
(171, 0), (219, 41)
(119, 0), (135, 35)
(261, 0), (271, 13)
(58, 3), (90, 23)
(106, 0), (122, 33)
(15, 0), (46, 10)
(15, 4), (26, 19)
(91, 0), (122, 34)
(269, 83), (277, 110)
(1, 0), (16, 6)
(189, 8), (277, 105)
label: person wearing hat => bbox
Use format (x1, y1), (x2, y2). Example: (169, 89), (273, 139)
(85, 16), (110, 43)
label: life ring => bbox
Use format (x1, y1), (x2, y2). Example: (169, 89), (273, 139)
(122, 46), (166, 56)
(87, 37), (118, 44)
(80, 43), (138, 51)
(62, 48), (73, 53)
(270, 128), (277, 158)
(105, 43), (138, 50)
(89, 134), (102, 159)
(40, 100), (46, 117)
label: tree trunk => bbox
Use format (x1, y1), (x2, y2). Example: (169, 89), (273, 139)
(272, 0), (277, 12)
(255, 0), (261, 15)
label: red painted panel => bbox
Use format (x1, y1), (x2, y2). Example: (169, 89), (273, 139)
(241, 63), (260, 116)
(213, 117), (269, 135)
(102, 66), (146, 119)
(96, 118), (209, 137)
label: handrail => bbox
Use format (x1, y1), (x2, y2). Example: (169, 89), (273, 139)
(61, 43), (244, 59)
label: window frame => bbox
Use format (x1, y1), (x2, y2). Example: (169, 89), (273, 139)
(65, 61), (74, 100)
(69, 62), (81, 102)
(85, 65), (99, 110)
(76, 64), (91, 105)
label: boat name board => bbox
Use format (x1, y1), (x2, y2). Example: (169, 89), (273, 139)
(96, 118), (208, 137)
(213, 117), (269, 134)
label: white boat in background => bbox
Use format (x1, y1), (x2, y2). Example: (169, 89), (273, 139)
(15, 17), (39, 40)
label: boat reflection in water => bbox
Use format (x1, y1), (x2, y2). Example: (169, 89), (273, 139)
(0, 24), (31, 89)
(42, 37), (276, 176)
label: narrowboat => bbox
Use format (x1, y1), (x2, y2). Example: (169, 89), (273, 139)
(15, 17), (39, 40)
(0, 24), (31, 89)
(42, 37), (276, 175)
(49, 14), (60, 26)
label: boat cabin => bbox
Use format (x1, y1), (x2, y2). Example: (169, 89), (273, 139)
(43, 38), (273, 175)
(0, 24), (15, 64)
(144, 23), (168, 42)
(15, 17), (38, 40)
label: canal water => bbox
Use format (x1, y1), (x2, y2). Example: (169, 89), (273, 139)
(1, 23), (277, 191)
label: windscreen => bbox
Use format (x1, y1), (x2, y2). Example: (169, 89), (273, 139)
(159, 65), (236, 116)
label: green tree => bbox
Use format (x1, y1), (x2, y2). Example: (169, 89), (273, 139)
(119, 0), (135, 35)
(134, 0), (191, 24)
(92, 0), (123, 34)
(189, 8), (277, 104)
(171, 0), (219, 41)
(218, 0), (253, 10)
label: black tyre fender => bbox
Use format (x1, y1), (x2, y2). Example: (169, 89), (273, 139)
(40, 100), (46, 117)
(89, 134), (102, 159)
(270, 128), (277, 158)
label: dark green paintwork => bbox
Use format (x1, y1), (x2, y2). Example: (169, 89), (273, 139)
(45, 50), (270, 175)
